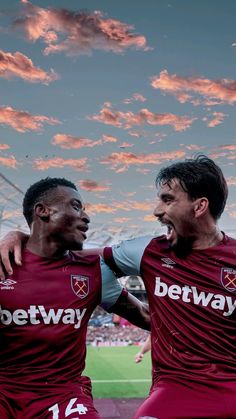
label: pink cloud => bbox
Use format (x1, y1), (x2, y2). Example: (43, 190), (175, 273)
(208, 151), (228, 160)
(0, 50), (58, 84)
(0, 155), (18, 168)
(112, 200), (153, 212)
(123, 92), (146, 104)
(0, 106), (59, 132)
(85, 199), (153, 215)
(119, 142), (134, 148)
(0, 143), (10, 150)
(151, 70), (236, 105)
(13, 4), (149, 56)
(78, 179), (110, 192)
(86, 203), (116, 215)
(204, 112), (226, 127)
(210, 144), (236, 162)
(114, 217), (130, 223)
(144, 214), (156, 222)
(226, 177), (236, 186)
(90, 106), (195, 131)
(52, 133), (118, 149)
(33, 157), (88, 171)
(128, 130), (144, 137)
(227, 154), (236, 160)
(100, 150), (186, 172)
(136, 168), (151, 174)
(183, 144), (205, 151)
(2, 209), (22, 220)
(102, 134), (117, 143)
(133, 93), (146, 102)
(217, 145), (236, 151)
(52, 134), (102, 149)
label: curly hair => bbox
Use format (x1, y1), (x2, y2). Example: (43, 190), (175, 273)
(155, 155), (228, 220)
(23, 177), (77, 226)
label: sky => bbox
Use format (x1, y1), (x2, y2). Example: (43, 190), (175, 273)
(0, 0), (236, 242)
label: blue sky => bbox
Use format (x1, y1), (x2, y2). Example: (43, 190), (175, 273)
(0, 0), (236, 239)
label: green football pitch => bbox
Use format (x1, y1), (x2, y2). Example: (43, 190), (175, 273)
(84, 346), (152, 398)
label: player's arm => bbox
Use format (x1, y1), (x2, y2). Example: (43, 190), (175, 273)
(103, 236), (153, 277)
(0, 231), (103, 279)
(135, 335), (151, 363)
(0, 230), (28, 278)
(100, 258), (150, 331)
(110, 290), (150, 331)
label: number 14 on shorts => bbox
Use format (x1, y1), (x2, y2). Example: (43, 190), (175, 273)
(48, 398), (88, 418)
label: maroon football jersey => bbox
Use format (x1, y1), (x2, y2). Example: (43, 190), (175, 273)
(104, 234), (236, 384)
(0, 249), (122, 388)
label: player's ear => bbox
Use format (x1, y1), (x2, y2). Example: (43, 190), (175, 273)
(34, 202), (50, 222)
(194, 197), (209, 218)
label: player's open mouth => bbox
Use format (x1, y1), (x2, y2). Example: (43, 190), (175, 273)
(160, 222), (175, 241)
(166, 224), (174, 241)
(77, 226), (88, 240)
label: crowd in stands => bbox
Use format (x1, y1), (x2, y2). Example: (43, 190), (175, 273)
(86, 325), (149, 347)
(86, 295), (149, 347)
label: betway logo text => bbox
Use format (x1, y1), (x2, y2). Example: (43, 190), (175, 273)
(154, 277), (236, 317)
(0, 305), (86, 328)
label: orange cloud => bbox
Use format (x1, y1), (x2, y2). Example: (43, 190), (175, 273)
(90, 107), (195, 131)
(52, 134), (102, 149)
(204, 112), (226, 127)
(33, 157), (88, 171)
(102, 134), (117, 143)
(151, 70), (236, 105)
(86, 203), (116, 215)
(85, 199), (153, 215)
(52, 133), (118, 149)
(0, 106), (59, 132)
(114, 217), (130, 223)
(209, 151), (228, 160)
(119, 142), (134, 148)
(181, 144), (205, 151)
(0, 155), (18, 168)
(0, 144), (10, 150)
(2, 209), (22, 220)
(13, 4), (149, 56)
(100, 150), (186, 172)
(78, 179), (110, 192)
(218, 145), (236, 151)
(111, 200), (152, 212)
(0, 50), (58, 84)
(144, 214), (156, 222)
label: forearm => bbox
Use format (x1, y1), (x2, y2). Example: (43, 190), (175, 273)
(111, 291), (150, 331)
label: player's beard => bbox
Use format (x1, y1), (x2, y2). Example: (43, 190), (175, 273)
(170, 234), (195, 258)
(68, 241), (83, 251)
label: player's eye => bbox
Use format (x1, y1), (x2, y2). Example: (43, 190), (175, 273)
(72, 201), (82, 212)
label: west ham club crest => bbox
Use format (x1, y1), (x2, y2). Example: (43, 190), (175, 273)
(71, 275), (89, 299)
(221, 268), (236, 292)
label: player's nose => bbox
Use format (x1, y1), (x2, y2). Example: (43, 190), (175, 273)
(153, 200), (165, 218)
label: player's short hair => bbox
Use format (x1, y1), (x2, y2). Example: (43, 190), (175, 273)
(155, 154), (228, 220)
(23, 177), (78, 226)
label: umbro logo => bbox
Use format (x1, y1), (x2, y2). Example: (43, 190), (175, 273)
(161, 257), (176, 268)
(0, 278), (17, 290)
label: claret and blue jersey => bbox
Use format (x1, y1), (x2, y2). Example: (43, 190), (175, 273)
(0, 248), (122, 388)
(104, 233), (236, 385)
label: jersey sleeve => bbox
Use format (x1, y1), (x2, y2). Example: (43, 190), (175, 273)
(104, 235), (152, 276)
(100, 257), (123, 311)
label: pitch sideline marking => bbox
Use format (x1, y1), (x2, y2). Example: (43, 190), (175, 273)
(92, 379), (151, 383)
